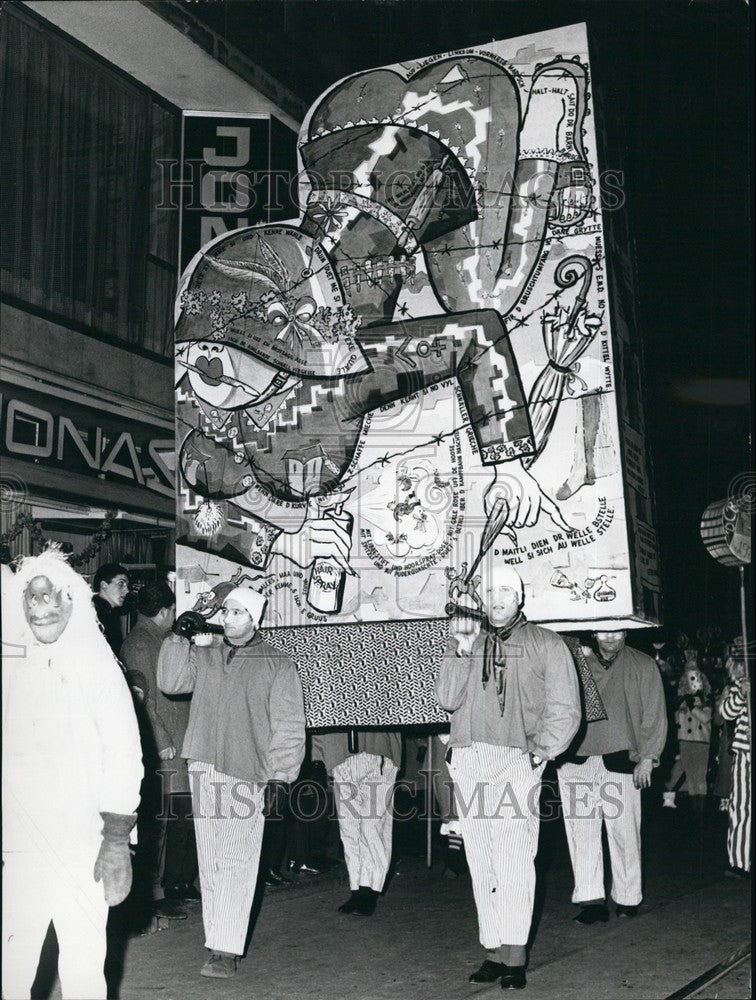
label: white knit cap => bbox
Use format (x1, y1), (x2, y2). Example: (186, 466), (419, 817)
(485, 564), (524, 598)
(223, 586), (267, 624)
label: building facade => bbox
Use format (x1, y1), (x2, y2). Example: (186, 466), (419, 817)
(1, 0), (302, 576)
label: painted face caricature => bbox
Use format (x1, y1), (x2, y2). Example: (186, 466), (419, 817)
(183, 341), (288, 410)
(23, 575), (74, 644)
(176, 227), (364, 415)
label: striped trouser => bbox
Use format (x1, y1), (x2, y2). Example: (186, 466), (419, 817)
(448, 743), (545, 950)
(557, 757), (642, 906)
(189, 762), (266, 955)
(728, 751), (751, 872)
(333, 753), (398, 892)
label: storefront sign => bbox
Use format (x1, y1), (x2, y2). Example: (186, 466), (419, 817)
(179, 113), (298, 274)
(0, 383), (174, 501)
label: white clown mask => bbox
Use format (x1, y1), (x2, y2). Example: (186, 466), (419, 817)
(23, 575), (74, 644)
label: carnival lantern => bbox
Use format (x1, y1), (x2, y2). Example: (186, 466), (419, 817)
(700, 484), (752, 693)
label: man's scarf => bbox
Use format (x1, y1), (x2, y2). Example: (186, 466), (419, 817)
(482, 612), (526, 715)
(595, 647), (622, 670)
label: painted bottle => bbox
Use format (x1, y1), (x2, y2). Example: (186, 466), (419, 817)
(306, 506), (354, 614)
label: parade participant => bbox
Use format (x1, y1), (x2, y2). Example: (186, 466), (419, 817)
(2, 546), (143, 1000)
(718, 653), (751, 876)
(557, 630), (667, 923)
(663, 655), (712, 816)
(435, 565), (581, 990)
(311, 729), (402, 916)
(93, 561), (130, 656)
(157, 587), (306, 979)
(121, 581), (200, 904)
(335, 730), (401, 916)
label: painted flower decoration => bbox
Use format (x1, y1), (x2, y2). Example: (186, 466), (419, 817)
(309, 196), (348, 236)
(181, 289), (207, 316)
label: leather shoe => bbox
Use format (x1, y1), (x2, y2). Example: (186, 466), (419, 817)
(263, 868), (291, 888)
(338, 887), (378, 916)
(469, 960), (505, 983)
(500, 966), (526, 990)
(615, 904), (638, 918)
(200, 952), (237, 979)
(574, 903), (609, 924)
(352, 887), (378, 916)
(724, 866), (748, 879)
(338, 890), (361, 914)
(287, 860), (323, 875)
(164, 883), (201, 901)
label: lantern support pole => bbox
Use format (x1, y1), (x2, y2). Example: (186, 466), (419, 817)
(426, 736), (433, 869)
(738, 565), (751, 726)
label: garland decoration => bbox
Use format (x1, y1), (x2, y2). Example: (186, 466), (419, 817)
(0, 510), (119, 567)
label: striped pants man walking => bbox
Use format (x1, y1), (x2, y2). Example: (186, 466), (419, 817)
(334, 752), (398, 912)
(190, 762), (266, 960)
(449, 743), (545, 968)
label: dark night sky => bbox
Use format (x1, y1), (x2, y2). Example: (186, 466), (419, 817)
(188, 0), (753, 636)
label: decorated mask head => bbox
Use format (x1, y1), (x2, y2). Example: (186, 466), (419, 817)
(678, 666), (710, 699)
(685, 668), (703, 694)
(23, 574), (74, 644)
(11, 545), (116, 666)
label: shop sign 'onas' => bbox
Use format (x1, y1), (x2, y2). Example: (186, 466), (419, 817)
(1, 383), (174, 501)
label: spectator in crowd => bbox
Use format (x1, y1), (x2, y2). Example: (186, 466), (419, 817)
(418, 732), (467, 877)
(158, 587), (305, 980)
(121, 581), (199, 906)
(557, 630), (667, 923)
(285, 742), (335, 877)
(259, 779), (293, 888)
(93, 562), (130, 657)
(712, 697), (734, 813)
(436, 564), (581, 990)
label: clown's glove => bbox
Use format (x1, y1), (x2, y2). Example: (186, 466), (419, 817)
(93, 812), (138, 906)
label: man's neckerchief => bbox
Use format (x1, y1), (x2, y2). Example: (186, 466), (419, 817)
(594, 645), (623, 670)
(224, 631), (260, 661)
(482, 611), (526, 715)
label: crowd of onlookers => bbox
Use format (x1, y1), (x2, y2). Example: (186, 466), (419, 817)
(633, 626), (751, 879)
(641, 627), (742, 803)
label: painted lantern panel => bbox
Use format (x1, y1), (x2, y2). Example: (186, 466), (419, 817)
(174, 24), (659, 724)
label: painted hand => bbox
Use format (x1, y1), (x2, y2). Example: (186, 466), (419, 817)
(272, 494), (354, 573)
(553, 183), (592, 225)
(483, 462), (571, 539)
